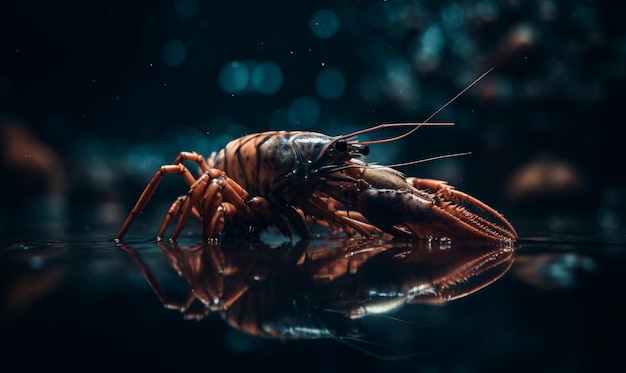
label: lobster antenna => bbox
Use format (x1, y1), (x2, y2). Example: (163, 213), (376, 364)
(387, 151), (472, 168)
(338, 122), (455, 142)
(345, 67), (494, 145)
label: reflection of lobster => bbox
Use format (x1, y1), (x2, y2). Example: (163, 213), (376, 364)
(120, 239), (515, 339)
(114, 70), (517, 243)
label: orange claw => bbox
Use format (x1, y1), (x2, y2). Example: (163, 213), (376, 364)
(355, 178), (517, 243)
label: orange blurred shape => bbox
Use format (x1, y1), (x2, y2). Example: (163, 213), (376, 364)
(506, 154), (587, 207)
(1, 122), (67, 202)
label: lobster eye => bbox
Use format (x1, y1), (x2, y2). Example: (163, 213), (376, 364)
(361, 145), (370, 156)
(334, 139), (348, 152)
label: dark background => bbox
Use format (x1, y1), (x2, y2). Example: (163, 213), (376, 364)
(2, 0), (625, 236)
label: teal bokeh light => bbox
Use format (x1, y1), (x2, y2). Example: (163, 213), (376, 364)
(218, 61), (250, 94)
(174, 0), (198, 19)
(309, 9), (340, 39)
(161, 39), (187, 67)
(219, 60), (283, 95)
(288, 96), (319, 128)
(251, 62), (283, 95)
(315, 67), (346, 100)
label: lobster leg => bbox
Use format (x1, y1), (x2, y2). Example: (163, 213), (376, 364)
(116, 150), (245, 241)
(156, 196), (202, 240)
(115, 162), (274, 242)
(168, 169), (274, 242)
(115, 164), (198, 241)
(169, 173), (226, 241)
(300, 194), (382, 238)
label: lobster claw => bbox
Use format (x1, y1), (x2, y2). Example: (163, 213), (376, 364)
(356, 178), (518, 242)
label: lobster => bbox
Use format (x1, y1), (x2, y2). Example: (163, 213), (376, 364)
(114, 69), (517, 243)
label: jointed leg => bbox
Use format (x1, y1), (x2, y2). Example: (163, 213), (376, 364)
(115, 164), (198, 241)
(156, 196), (202, 241)
(301, 194), (380, 238)
(162, 169), (266, 242)
(169, 173), (215, 241)
(172, 151), (211, 173)
(116, 152), (285, 242)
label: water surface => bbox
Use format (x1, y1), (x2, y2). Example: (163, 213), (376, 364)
(2, 215), (624, 372)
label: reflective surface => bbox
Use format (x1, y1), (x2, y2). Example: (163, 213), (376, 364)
(2, 216), (624, 372)
(120, 238), (514, 331)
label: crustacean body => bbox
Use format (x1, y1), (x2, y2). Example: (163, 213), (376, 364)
(114, 71), (517, 243)
(114, 129), (516, 243)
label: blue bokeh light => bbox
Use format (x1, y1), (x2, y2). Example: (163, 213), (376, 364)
(358, 73), (382, 105)
(309, 9), (340, 39)
(441, 3), (465, 31)
(251, 62), (283, 95)
(288, 96), (320, 128)
(218, 61), (251, 94)
(219, 60), (283, 95)
(421, 25), (445, 56)
(410, 24), (445, 71)
(315, 67), (346, 100)
(174, 0), (198, 19)
(161, 39), (187, 67)
(366, 2), (397, 29)
(380, 57), (420, 109)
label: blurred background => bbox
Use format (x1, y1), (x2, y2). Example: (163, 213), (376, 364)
(1, 0), (625, 238)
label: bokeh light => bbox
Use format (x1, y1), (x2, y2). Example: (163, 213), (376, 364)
(309, 9), (340, 39)
(441, 3), (465, 31)
(219, 61), (251, 94)
(251, 62), (283, 95)
(288, 96), (319, 128)
(413, 24), (445, 71)
(358, 73), (383, 105)
(161, 39), (187, 67)
(174, 0), (198, 19)
(219, 60), (283, 95)
(380, 57), (420, 109)
(366, 1), (397, 29)
(315, 67), (346, 100)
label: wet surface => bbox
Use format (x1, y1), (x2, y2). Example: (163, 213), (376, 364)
(2, 215), (624, 373)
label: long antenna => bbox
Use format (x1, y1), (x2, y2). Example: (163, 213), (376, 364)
(345, 67), (494, 146)
(387, 151), (472, 168)
(339, 122), (455, 142)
